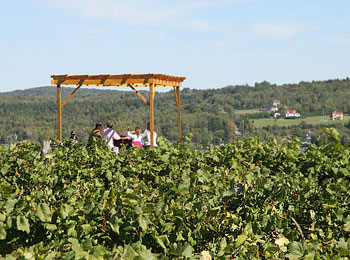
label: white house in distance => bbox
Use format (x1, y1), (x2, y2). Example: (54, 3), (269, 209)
(331, 111), (343, 120)
(272, 100), (280, 107)
(285, 110), (301, 118)
(268, 106), (279, 112)
(265, 99), (280, 112)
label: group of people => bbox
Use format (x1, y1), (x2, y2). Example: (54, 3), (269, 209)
(72, 120), (157, 153)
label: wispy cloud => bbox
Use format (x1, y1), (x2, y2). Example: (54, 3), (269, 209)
(326, 37), (350, 45)
(253, 22), (315, 38)
(46, 0), (178, 25)
(43, 0), (252, 31)
(184, 19), (232, 32)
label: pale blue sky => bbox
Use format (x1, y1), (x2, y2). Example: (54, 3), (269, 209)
(1, 0), (350, 92)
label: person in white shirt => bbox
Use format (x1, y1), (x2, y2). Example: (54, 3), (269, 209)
(127, 126), (144, 148)
(143, 122), (157, 147)
(102, 121), (120, 153)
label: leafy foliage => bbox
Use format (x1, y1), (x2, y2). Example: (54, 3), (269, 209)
(0, 134), (349, 259)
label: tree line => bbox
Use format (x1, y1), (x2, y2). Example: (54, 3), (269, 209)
(1, 78), (350, 145)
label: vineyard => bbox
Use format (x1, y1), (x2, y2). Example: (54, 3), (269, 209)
(0, 131), (349, 259)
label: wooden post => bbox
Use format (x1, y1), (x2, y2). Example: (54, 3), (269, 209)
(149, 84), (155, 147)
(174, 86), (181, 140)
(57, 84), (62, 142)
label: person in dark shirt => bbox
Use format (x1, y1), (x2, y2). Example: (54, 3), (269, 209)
(87, 123), (103, 145)
(70, 130), (81, 142)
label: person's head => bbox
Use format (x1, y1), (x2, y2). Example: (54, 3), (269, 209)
(95, 122), (103, 131)
(106, 121), (114, 128)
(146, 122), (156, 133)
(135, 126), (141, 135)
(70, 130), (76, 137)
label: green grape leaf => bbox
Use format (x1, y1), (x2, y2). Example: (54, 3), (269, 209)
(235, 234), (247, 248)
(36, 203), (52, 222)
(16, 216), (30, 234)
(69, 238), (89, 259)
(0, 224), (7, 240)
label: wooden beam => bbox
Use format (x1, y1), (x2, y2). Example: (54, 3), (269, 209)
(149, 84), (155, 147)
(57, 85), (62, 142)
(121, 74), (132, 85)
(51, 74), (186, 87)
(55, 75), (67, 86)
(143, 74), (153, 85)
(152, 86), (156, 101)
(77, 75), (89, 85)
(129, 85), (150, 106)
(99, 74), (110, 85)
(174, 86), (181, 141)
(51, 74), (186, 81)
(51, 78), (184, 87)
(61, 84), (82, 108)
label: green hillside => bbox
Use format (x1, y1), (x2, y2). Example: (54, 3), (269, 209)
(1, 78), (350, 144)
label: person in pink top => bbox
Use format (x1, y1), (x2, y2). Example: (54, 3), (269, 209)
(127, 126), (143, 148)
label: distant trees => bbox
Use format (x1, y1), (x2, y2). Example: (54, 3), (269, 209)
(1, 78), (350, 145)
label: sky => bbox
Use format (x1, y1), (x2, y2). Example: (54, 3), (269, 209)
(1, 0), (350, 92)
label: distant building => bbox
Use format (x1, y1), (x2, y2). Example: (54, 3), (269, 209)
(285, 110), (301, 118)
(274, 112), (281, 118)
(301, 129), (314, 145)
(265, 99), (280, 113)
(331, 111), (343, 120)
(269, 106), (279, 112)
(271, 100), (280, 107)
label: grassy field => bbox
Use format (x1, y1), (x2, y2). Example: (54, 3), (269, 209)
(234, 109), (263, 114)
(253, 115), (350, 128)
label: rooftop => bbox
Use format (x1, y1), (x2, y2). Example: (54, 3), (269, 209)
(51, 74), (186, 87)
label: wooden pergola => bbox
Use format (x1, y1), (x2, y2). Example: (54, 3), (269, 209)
(51, 74), (186, 147)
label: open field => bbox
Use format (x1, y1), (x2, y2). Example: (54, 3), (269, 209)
(253, 115), (350, 128)
(234, 109), (263, 114)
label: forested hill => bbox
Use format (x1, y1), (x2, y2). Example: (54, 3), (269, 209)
(0, 86), (127, 97)
(1, 78), (350, 144)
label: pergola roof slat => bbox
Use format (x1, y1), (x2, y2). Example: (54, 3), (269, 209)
(51, 73), (186, 87)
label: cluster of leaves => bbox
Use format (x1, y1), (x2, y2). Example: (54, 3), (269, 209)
(0, 132), (349, 259)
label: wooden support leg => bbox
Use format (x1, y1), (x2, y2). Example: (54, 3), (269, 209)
(61, 84), (82, 108)
(57, 85), (62, 142)
(149, 85), (155, 147)
(129, 84), (150, 106)
(174, 86), (181, 141)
